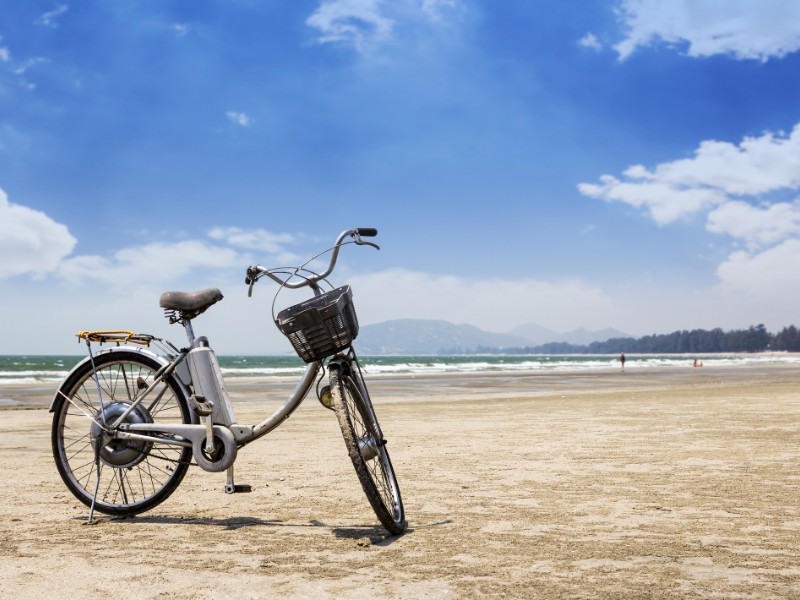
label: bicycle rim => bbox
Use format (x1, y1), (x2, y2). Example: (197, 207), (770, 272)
(52, 352), (192, 516)
(330, 365), (406, 534)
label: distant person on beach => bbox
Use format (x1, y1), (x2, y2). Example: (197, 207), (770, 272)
(620, 353), (625, 369)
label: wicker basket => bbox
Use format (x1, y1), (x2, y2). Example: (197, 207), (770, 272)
(275, 285), (359, 363)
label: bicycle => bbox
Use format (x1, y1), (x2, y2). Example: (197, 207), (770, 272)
(50, 228), (407, 535)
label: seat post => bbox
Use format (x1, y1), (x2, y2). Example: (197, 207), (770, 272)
(183, 319), (196, 344)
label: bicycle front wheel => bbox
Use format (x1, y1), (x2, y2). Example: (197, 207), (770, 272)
(52, 350), (193, 516)
(329, 363), (406, 534)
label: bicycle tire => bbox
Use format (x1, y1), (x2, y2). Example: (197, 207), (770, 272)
(52, 350), (193, 516)
(329, 363), (406, 534)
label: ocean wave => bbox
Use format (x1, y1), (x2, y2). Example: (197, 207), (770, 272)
(220, 367), (307, 377)
(3, 353), (800, 384)
(0, 377), (52, 385)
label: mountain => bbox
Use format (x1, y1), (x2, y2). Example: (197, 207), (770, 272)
(509, 323), (561, 346)
(356, 319), (630, 354)
(356, 319), (529, 354)
(511, 323), (630, 346)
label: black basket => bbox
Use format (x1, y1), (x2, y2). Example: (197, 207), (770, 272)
(275, 285), (359, 363)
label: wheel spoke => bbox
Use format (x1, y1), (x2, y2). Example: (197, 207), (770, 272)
(52, 352), (192, 516)
(332, 367), (405, 534)
(117, 469), (130, 504)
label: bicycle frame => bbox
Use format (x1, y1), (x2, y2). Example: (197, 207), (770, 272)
(52, 341), (323, 463)
(50, 228), (377, 474)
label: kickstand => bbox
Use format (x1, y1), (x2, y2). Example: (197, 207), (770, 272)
(85, 336), (105, 525)
(224, 465), (252, 494)
(88, 444), (102, 524)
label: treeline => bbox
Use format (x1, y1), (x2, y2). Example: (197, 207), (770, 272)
(470, 324), (800, 355)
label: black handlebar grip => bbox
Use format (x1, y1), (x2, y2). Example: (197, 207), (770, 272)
(357, 228), (378, 237)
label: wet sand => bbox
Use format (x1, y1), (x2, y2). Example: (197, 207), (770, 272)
(1, 365), (798, 598)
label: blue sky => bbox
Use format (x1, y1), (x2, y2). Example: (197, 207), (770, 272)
(3, 0), (800, 354)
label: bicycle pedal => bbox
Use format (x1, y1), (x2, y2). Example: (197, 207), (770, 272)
(188, 394), (214, 417)
(224, 483), (252, 494)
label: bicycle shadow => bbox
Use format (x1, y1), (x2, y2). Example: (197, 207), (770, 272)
(74, 514), (414, 544)
(311, 520), (412, 546)
(75, 514), (283, 531)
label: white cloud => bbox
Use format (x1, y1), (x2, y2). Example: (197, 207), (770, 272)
(0, 47), (9, 63)
(707, 200), (800, 249)
(307, 0), (394, 51)
(57, 240), (241, 287)
(209, 227), (294, 252)
(615, 0), (800, 61)
(633, 128), (800, 196)
(35, 4), (69, 28)
(0, 187), (76, 278)
(421, 0), (462, 21)
(226, 111), (252, 127)
(172, 23), (190, 38)
(306, 0), (463, 52)
(14, 57), (48, 76)
(578, 124), (800, 225)
(579, 33), (603, 51)
(51, 226), (303, 292)
(579, 173), (727, 225)
(716, 239), (800, 298)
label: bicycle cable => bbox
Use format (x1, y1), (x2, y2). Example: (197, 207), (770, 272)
(265, 240), (358, 322)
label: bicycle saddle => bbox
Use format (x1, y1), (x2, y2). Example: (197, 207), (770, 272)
(159, 288), (224, 318)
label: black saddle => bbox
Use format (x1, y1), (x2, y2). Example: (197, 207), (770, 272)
(159, 288), (223, 320)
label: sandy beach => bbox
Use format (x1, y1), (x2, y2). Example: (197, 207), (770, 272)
(1, 364), (798, 598)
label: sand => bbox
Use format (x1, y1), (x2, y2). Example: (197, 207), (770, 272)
(1, 365), (798, 598)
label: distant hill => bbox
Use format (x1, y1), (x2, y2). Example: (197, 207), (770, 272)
(356, 319), (629, 355)
(510, 323), (629, 346)
(509, 322), (560, 346)
(356, 319), (529, 354)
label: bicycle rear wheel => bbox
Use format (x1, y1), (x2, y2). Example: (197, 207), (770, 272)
(51, 350), (193, 516)
(329, 362), (406, 534)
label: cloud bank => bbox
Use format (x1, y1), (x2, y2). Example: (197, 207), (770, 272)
(349, 268), (613, 333)
(579, 122), (800, 299)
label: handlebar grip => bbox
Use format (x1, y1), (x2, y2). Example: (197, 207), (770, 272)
(356, 228), (378, 237)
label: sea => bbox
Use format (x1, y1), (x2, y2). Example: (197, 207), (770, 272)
(2, 353), (800, 386)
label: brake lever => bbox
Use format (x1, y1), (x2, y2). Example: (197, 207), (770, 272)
(245, 266), (260, 297)
(352, 233), (380, 250)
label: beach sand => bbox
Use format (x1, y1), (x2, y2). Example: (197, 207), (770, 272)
(1, 365), (798, 598)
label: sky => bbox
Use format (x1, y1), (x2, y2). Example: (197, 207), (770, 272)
(2, 0), (800, 354)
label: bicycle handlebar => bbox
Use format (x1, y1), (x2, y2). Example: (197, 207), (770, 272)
(245, 228), (379, 293)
